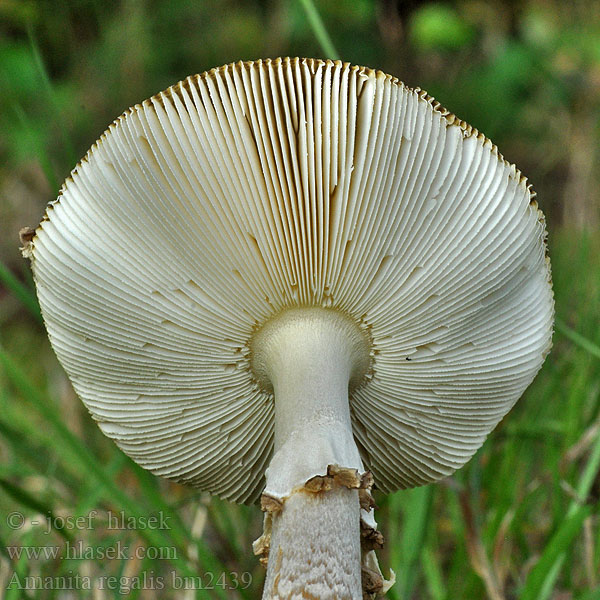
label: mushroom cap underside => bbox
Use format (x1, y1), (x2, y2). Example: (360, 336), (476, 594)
(28, 58), (554, 503)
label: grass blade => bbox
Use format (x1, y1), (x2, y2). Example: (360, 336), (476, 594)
(0, 342), (231, 595)
(27, 25), (78, 170)
(387, 485), (433, 599)
(520, 506), (592, 600)
(520, 429), (600, 600)
(10, 101), (60, 194)
(2, 530), (37, 600)
(298, 0), (340, 59)
(421, 545), (447, 600)
(0, 478), (73, 542)
(0, 258), (42, 322)
(555, 318), (600, 360)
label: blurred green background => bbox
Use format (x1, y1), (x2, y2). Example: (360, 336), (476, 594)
(1, 1), (599, 599)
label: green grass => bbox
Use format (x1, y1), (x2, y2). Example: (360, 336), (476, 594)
(1, 1), (599, 598)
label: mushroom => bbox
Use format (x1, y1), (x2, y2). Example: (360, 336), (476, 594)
(22, 58), (554, 598)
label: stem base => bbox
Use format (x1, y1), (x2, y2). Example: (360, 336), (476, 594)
(262, 486), (362, 600)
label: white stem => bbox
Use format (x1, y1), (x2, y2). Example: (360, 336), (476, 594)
(251, 308), (371, 599)
(263, 487), (362, 599)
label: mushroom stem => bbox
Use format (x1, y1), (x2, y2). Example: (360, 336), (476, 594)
(263, 486), (362, 598)
(251, 308), (372, 598)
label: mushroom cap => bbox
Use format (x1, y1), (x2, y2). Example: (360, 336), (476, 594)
(28, 58), (554, 503)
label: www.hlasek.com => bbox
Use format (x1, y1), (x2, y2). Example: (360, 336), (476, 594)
(6, 570), (253, 593)
(6, 540), (176, 561)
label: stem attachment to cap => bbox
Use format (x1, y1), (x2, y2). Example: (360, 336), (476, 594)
(251, 308), (371, 499)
